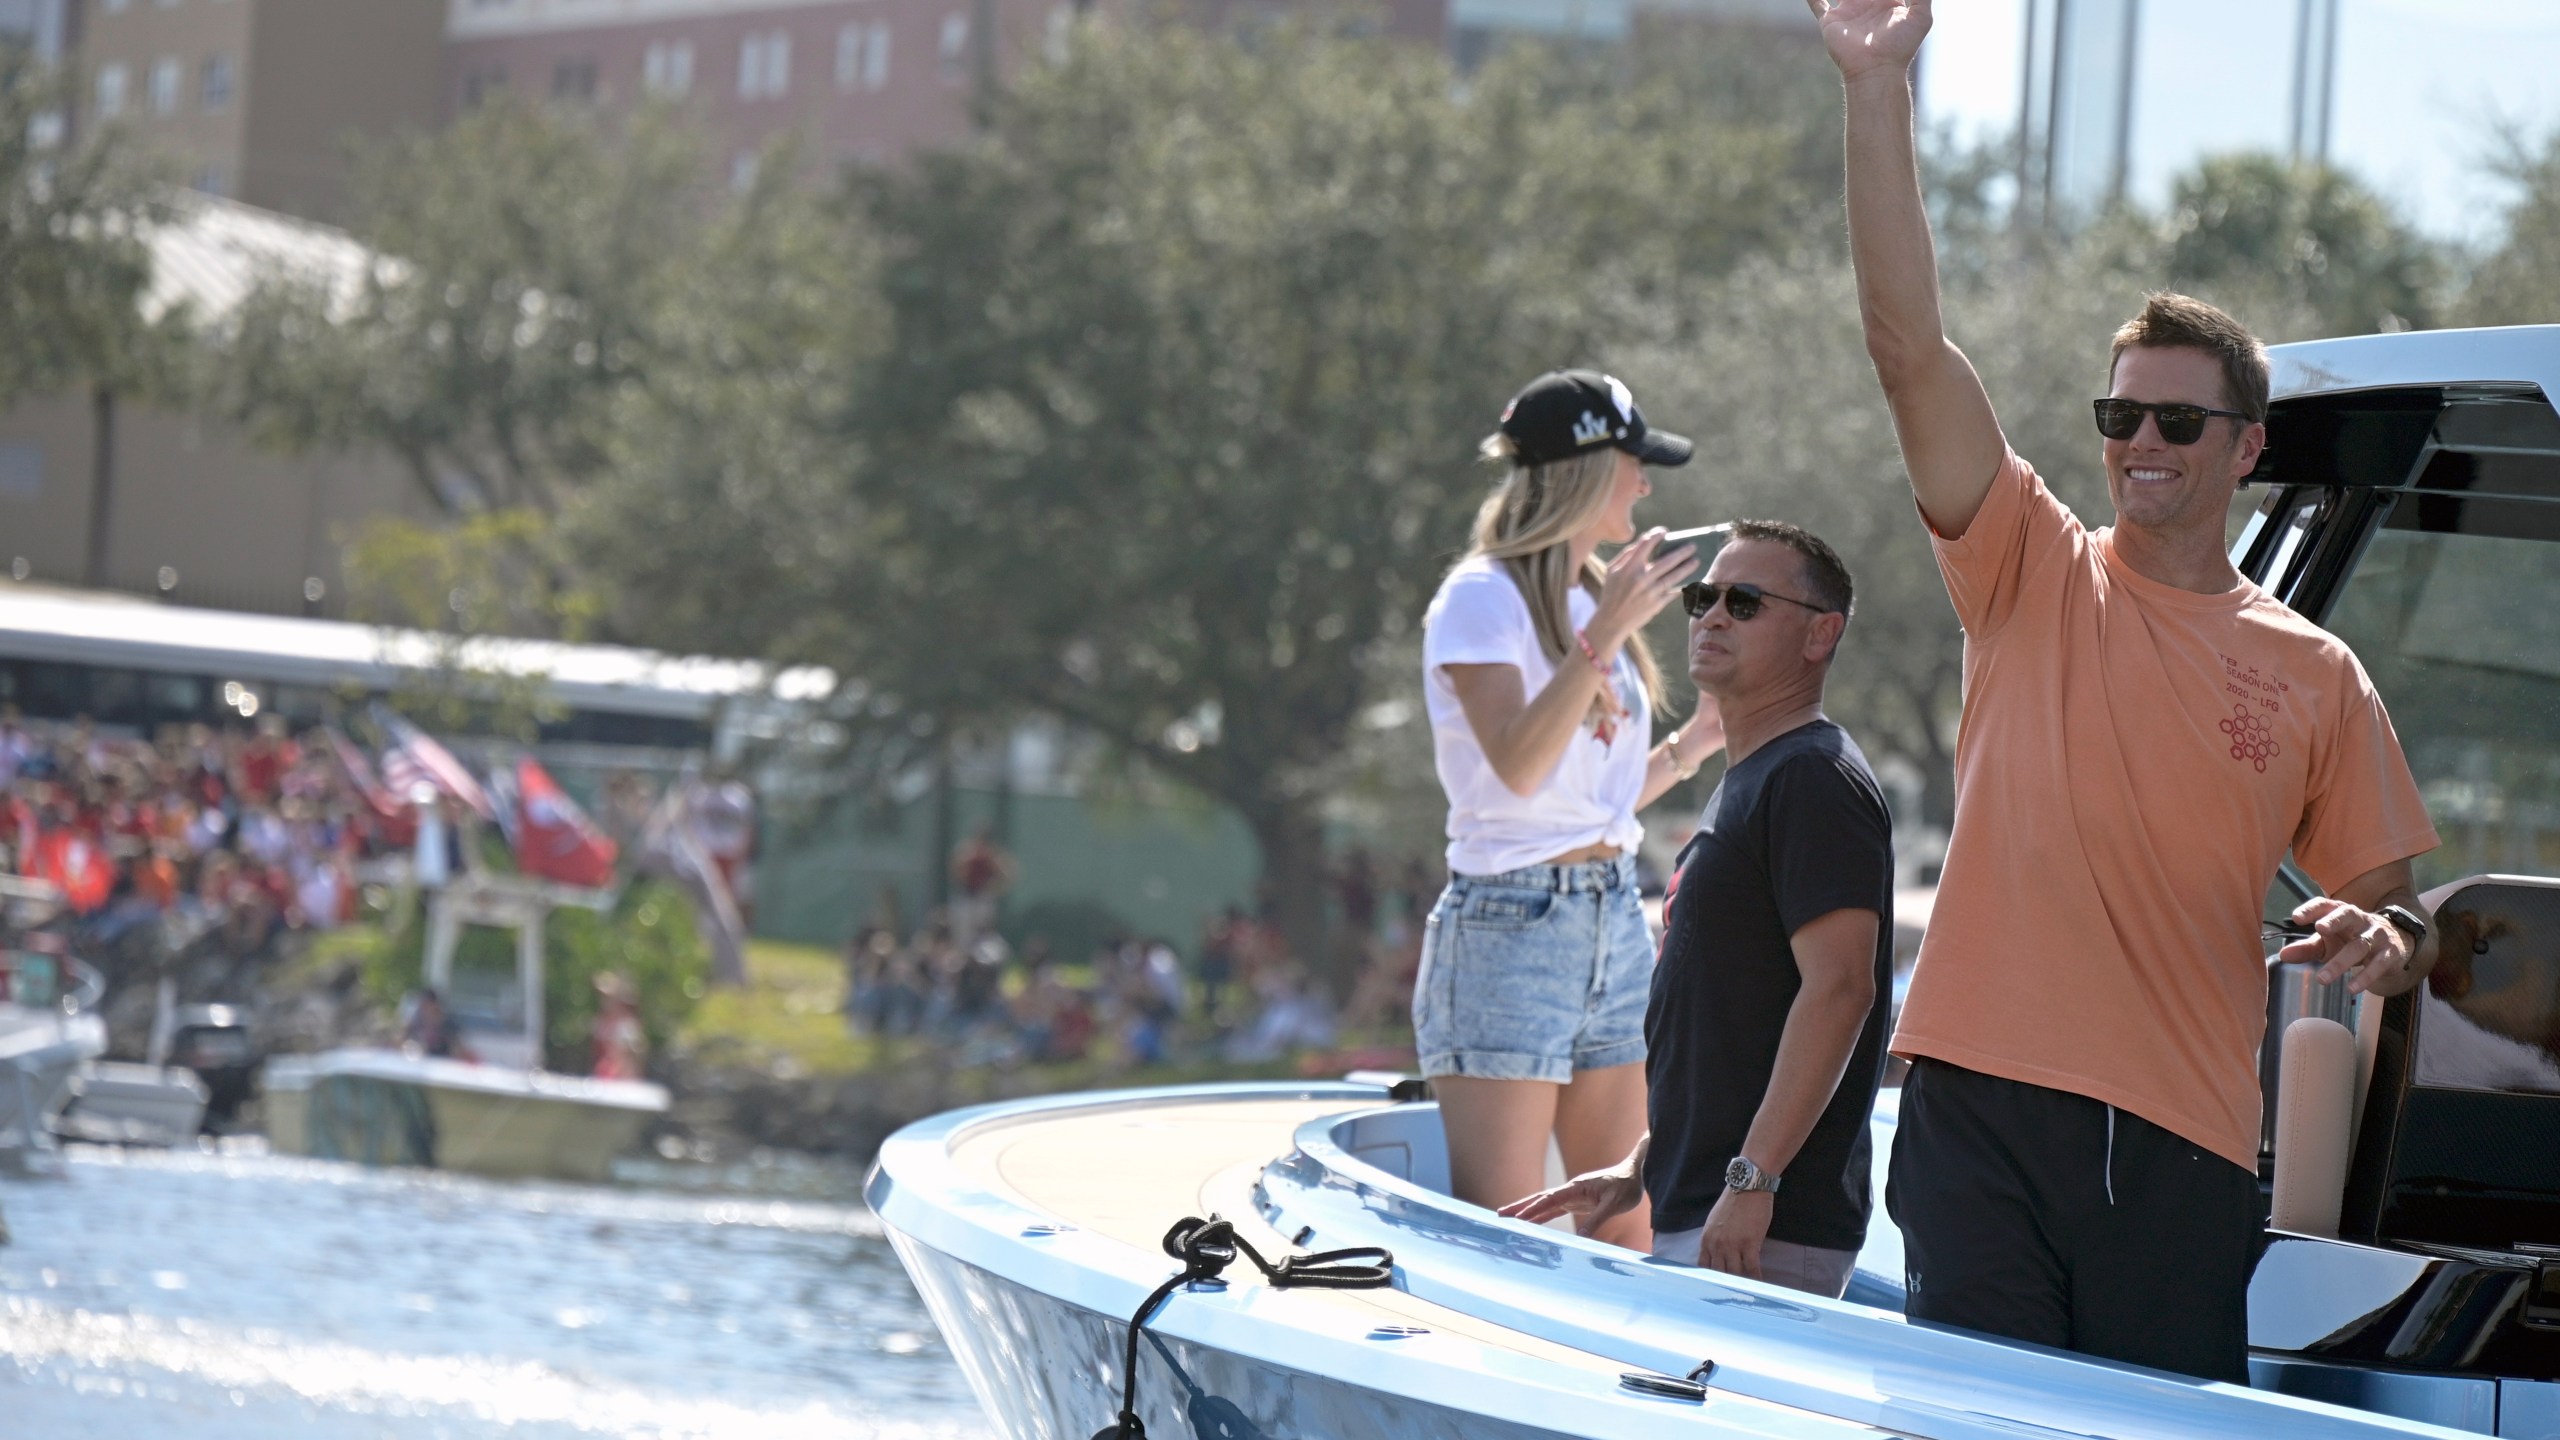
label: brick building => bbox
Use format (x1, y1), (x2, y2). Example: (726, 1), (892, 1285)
(445, 0), (1048, 180)
(444, 0), (1465, 181)
(69, 0), (448, 223)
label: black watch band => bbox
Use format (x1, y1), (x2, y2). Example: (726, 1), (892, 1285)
(2380, 903), (2428, 947)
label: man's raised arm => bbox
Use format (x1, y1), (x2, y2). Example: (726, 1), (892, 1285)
(1814, 0), (2007, 539)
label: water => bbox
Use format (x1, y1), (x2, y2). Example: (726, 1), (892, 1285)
(0, 1145), (987, 1438)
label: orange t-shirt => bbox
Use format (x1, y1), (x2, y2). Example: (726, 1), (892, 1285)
(1893, 453), (2439, 1170)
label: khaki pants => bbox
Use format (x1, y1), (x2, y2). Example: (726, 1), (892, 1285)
(1649, 1225), (1857, 1299)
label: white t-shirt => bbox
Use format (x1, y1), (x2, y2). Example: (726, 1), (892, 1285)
(1422, 556), (1651, 876)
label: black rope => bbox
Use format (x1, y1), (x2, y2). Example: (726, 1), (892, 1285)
(1091, 1214), (1395, 1440)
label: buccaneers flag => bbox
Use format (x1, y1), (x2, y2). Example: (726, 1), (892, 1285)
(513, 757), (618, 890)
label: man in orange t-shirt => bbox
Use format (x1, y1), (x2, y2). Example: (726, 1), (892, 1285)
(1817, 1), (2442, 1382)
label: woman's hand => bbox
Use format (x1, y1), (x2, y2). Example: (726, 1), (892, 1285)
(1498, 1160), (1644, 1238)
(1587, 530), (1701, 654)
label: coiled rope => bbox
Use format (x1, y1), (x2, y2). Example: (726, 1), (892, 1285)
(1091, 1214), (1396, 1440)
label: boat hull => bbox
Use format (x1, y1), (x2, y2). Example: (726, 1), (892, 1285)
(891, 1233), (1595, 1440)
(0, 1004), (108, 1155)
(262, 1049), (666, 1184)
(872, 1083), (2495, 1440)
(59, 1061), (209, 1145)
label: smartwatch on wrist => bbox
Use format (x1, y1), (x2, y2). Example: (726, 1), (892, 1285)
(2379, 903), (2428, 949)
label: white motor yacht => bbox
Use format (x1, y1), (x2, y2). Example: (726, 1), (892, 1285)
(873, 329), (2560, 1438)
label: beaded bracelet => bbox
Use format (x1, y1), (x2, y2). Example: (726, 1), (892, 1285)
(1574, 629), (1630, 745)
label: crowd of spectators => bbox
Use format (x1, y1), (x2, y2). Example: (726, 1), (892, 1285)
(839, 840), (1444, 1072)
(0, 708), (394, 968)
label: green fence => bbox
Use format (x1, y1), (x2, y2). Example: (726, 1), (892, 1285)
(751, 784), (1261, 962)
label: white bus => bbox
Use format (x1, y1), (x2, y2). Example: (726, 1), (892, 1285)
(0, 582), (831, 750)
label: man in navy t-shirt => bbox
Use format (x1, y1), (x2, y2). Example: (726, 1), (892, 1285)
(1502, 520), (1894, 1297)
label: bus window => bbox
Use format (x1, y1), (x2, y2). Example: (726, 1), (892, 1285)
(145, 673), (206, 721)
(89, 668), (144, 726)
(4, 660), (86, 720)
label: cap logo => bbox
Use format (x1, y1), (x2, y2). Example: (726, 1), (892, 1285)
(1571, 410), (1611, 446)
(1604, 375), (1635, 423)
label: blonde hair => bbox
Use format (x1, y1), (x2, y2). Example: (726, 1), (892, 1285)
(1466, 438), (1668, 719)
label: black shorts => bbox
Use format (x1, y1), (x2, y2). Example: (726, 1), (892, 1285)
(1886, 1058), (2260, 1383)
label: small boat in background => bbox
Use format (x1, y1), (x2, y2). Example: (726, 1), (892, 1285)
(260, 872), (665, 1184)
(0, 877), (108, 1172)
(57, 1062), (208, 1147)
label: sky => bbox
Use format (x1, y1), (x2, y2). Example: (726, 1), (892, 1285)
(1916, 0), (2560, 245)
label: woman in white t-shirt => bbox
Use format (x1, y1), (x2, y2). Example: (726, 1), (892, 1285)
(1417, 369), (1722, 1249)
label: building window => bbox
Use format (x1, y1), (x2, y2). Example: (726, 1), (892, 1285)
(730, 150), (759, 192)
(101, 0), (129, 13)
(191, 163), (223, 196)
(738, 29), (790, 100)
(94, 63), (129, 118)
(839, 23), (894, 93)
(462, 66), (506, 107)
(200, 54), (233, 112)
(552, 55), (597, 101)
(938, 13), (968, 83)
(0, 442), (41, 502)
(864, 21), (890, 90)
(1045, 5), (1073, 63)
(643, 39), (693, 96)
(148, 56), (181, 115)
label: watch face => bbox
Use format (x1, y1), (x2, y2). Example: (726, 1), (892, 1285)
(1724, 1158), (1755, 1189)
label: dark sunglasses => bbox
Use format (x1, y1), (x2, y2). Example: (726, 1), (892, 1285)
(1681, 580), (1831, 622)
(2091, 397), (2251, 446)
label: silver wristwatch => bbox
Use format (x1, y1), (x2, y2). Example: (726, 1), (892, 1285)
(1723, 1156), (1780, 1194)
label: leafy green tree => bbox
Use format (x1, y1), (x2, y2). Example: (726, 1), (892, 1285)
(2160, 154), (2443, 336)
(340, 508), (604, 739)
(224, 99), (731, 515)
(576, 21), (1842, 976)
(0, 50), (173, 406)
(2462, 128), (2560, 325)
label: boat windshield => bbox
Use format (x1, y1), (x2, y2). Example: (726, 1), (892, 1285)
(2322, 480), (2560, 894)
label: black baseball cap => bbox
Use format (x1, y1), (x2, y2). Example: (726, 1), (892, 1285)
(1493, 369), (1693, 468)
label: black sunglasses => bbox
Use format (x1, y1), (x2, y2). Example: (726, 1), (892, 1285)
(1681, 580), (1831, 622)
(2091, 397), (2251, 446)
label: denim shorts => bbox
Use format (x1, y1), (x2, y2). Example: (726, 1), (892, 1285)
(1412, 856), (1653, 1084)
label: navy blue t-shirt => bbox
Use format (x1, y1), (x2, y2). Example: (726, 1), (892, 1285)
(1643, 719), (1894, 1250)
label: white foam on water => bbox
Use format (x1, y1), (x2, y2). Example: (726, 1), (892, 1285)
(0, 1298), (980, 1440)
(61, 1142), (887, 1237)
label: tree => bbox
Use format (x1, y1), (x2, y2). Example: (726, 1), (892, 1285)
(223, 99), (729, 516)
(576, 20), (1844, 979)
(2462, 127), (2560, 326)
(339, 508), (603, 739)
(0, 49), (171, 407)
(2160, 154), (2443, 337)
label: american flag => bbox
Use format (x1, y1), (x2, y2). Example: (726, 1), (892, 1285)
(371, 705), (494, 819)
